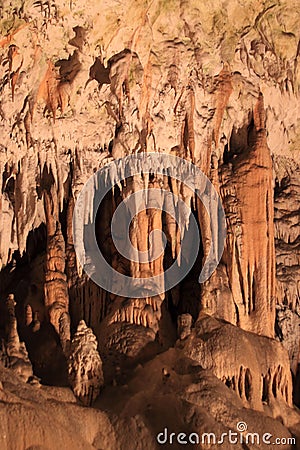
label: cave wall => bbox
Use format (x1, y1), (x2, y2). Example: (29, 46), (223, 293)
(0, 0), (299, 406)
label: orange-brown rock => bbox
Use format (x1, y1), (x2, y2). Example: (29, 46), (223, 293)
(182, 314), (293, 417)
(0, 0), (299, 446)
(43, 183), (70, 341)
(202, 94), (276, 338)
(68, 320), (104, 405)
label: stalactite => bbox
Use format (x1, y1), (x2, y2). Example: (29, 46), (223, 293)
(65, 196), (77, 288)
(109, 298), (159, 333)
(213, 65), (233, 147)
(215, 94), (276, 337)
(2, 294), (33, 382)
(109, 49), (132, 120)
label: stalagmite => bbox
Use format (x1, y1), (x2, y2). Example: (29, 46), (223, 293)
(1, 294), (33, 382)
(68, 320), (104, 405)
(59, 312), (71, 355)
(43, 184), (70, 340)
(6, 294), (19, 352)
(177, 314), (192, 340)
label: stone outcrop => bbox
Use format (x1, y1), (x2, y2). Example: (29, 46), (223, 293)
(181, 314), (293, 418)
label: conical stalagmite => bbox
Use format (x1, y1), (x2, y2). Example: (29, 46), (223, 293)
(68, 320), (104, 405)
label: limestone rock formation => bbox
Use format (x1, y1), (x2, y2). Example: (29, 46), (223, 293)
(216, 94), (275, 337)
(276, 305), (300, 374)
(177, 313), (192, 340)
(43, 184), (70, 339)
(0, 0), (299, 447)
(0, 294), (33, 382)
(0, 363), (117, 450)
(68, 320), (104, 405)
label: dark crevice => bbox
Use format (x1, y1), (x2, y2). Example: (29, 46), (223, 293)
(245, 368), (252, 401)
(262, 375), (268, 402)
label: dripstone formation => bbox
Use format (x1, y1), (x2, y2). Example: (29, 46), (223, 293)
(68, 320), (104, 405)
(0, 0), (299, 448)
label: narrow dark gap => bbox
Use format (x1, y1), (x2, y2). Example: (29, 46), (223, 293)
(59, 199), (69, 243)
(272, 373), (277, 398)
(235, 242), (246, 306)
(292, 365), (300, 407)
(238, 366), (243, 397)
(2, 177), (15, 205)
(266, 190), (269, 225)
(165, 290), (178, 323)
(223, 143), (230, 164)
(108, 139), (113, 154)
(234, 303), (240, 327)
(95, 188), (116, 268)
(262, 375), (268, 402)
(245, 368), (252, 401)
(183, 114), (189, 151)
(55, 50), (82, 83)
(247, 263), (251, 314)
(274, 175), (290, 197)
(252, 274), (256, 312)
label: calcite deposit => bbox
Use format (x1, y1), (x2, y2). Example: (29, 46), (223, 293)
(68, 320), (103, 405)
(0, 0), (300, 448)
